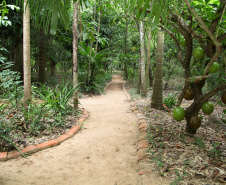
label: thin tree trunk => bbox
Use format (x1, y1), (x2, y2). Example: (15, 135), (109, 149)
(23, 0), (31, 110)
(87, 0), (96, 86)
(78, 4), (82, 42)
(136, 21), (141, 94)
(50, 59), (56, 77)
(124, 17), (128, 78)
(146, 27), (151, 89)
(95, 0), (101, 54)
(151, 29), (164, 108)
(139, 21), (146, 96)
(38, 27), (46, 84)
(73, 1), (79, 110)
(15, 41), (23, 81)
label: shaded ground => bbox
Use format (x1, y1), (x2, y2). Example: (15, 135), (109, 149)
(0, 75), (141, 185)
(132, 91), (225, 185)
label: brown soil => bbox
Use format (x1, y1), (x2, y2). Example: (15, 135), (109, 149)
(0, 75), (149, 185)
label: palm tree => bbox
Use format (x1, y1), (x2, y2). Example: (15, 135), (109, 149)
(22, 0), (72, 109)
(151, 29), (164, 108)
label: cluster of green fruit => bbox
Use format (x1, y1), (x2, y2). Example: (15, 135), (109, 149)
(175, 38), (224, 130)
(180, 38), (220, 73)
(172, 90), (226, 130)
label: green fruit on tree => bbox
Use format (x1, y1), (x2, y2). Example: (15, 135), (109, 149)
(209, 62), (220, 73)
(221, 90), (226, 105)
(193, 47), (204, 59)
(180, 38), (186, 47)
(184, 87), (194, 100)
(173, 107), (185, 121)
(189, 115), (201, 130)
(202, 102), (214, 115)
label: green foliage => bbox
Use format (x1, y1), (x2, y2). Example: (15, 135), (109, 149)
(0, 132), (26, 157)
(163, 93), (177, 109)
(0, 60), (22, 101)
(195, 136), (206, 149)
(210, 141), (222, 159)
(0, 0), (20, 27)
(33, 82), (80, 115)
(170, 169), (187, 185)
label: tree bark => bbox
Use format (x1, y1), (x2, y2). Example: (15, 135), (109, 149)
(73, 1), (79, 110)
(50, 59), (56, 77)
(23, 0), (31, 110)
(146, 27), (151, 89)
(124, 17), (128, 79)
(151, 29), (164, 108)
(139, 21), (146, 96)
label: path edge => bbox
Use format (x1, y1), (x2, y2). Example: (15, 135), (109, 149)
(0, 110), (89, 161)
(130, 103), (155, 184)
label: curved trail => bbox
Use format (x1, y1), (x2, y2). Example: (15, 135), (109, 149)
(0, 75), (140, 185)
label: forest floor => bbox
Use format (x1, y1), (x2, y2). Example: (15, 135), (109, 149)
(129, 86), (225, 185)
(0, 75), (225, 185)
(0, 75), (169, 185)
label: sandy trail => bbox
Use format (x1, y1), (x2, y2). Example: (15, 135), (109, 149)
(0, 75), (140, 185)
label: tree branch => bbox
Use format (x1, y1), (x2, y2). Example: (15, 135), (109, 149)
(203, 46), (223, 75)
(201, 83), (226, 103)
(159, 25), (184, 65)
(184, 0), (221, 48)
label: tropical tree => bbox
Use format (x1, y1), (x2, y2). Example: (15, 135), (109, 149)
(151, 29), (164, 108)
(136, 0), (226, 134)
(23, 0), (31, 109)
(73, 0), (79, 109)
(139, 20), (146, 96)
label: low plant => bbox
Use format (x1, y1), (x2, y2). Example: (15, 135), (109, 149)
(195, 136), (205, 149)
(33, 82), (80, 115)
(210, 141), (221, 159)
(164, 93), (177, 109)
(170, 169), (187, 185)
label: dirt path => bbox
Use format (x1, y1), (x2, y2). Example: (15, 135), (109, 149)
(0, 75), (141, 185)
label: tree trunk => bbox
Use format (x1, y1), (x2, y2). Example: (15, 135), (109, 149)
(23, 0), (31, 110)
(151, 29), (164, 108)
(137, 50), (141, 94)
(139, 21), (146, 97)
(149, 66), (153, 87)
(95, 0), (101, 54)
(146, 27), (151, 89)
(73, 1), (79, 110)
(15, 41), (23, 81)
(38, 27), (47, 84)
(124, 17), (128, 79)
(50, 59), (56, 77)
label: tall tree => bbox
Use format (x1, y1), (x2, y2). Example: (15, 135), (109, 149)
(146, 26), (152, 89)
(124, 16), (128, 79)
(151, 29), (164, 108)
(23, 0), (31, 110)
(73, 0), (79, 110)
(139, 21), (146, 96)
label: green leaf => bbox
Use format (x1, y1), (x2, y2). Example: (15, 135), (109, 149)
(156, 160), (164, 167)
(152, 7), (160, 30)
(50, 7), (58, 35)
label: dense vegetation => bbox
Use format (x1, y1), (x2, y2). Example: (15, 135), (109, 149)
(0, 0), (225, 160)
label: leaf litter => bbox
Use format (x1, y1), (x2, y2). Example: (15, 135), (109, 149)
(133, 93), (225, 185)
